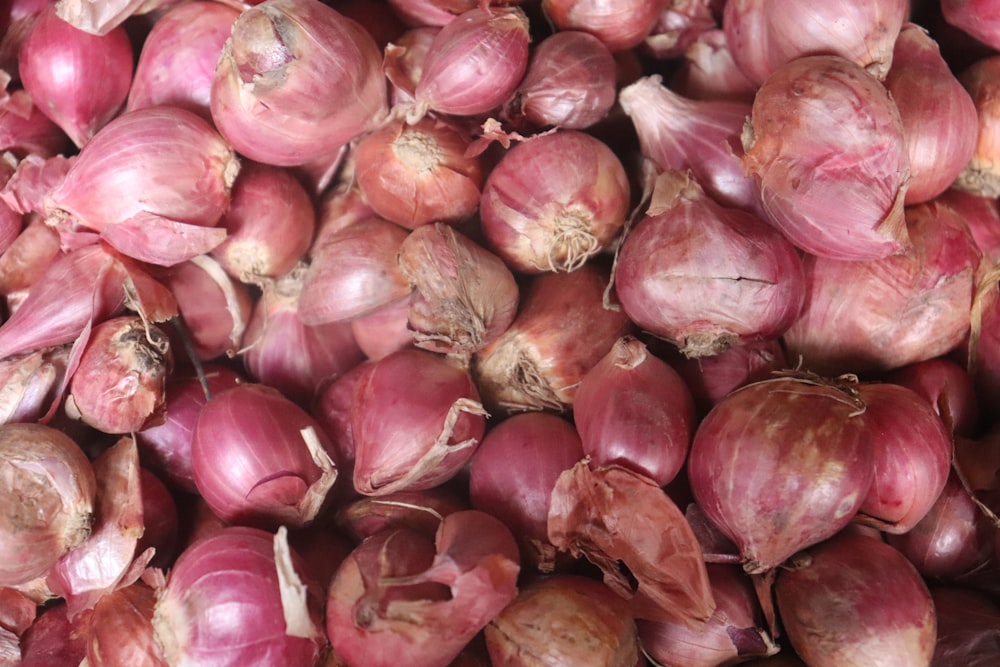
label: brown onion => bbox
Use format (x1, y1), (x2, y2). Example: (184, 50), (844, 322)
(956, 55), (1000, 197)
(542, 0), (663, 52)
(687, 374), (873, 574)
(211, 0), (388, 167)
(783, 198), (981, 375)
(774, 530), (936, 667)
(0, 423), (96, 586)
(472, 261), (633, 414)
(479, 130), (630, 274)
(741, 55), (910, 260)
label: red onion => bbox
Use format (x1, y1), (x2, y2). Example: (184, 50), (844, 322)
(942, 0), (1000, 51)
(885, 24), (978, 205)
(774, 530), (936, 667)
(642, 0), (718, 60)
(504, 30), (617, 131)
(852, 382), (952, 534)
(335, 487), (467, 542)
(352, 347), (487, 496)
(573, 336), (695, 486)
(619, 75), (760, 214)
(127, 1), (240, 121)
(311, 360), (370, 503)
(44, 106), (239, 239)
(54, 0), (176, 36)
(548, 462), (717, 624)
(153, 526), (326, 667)
(136, 467), (179, 570)
(211, 161), (316, 284)
(954, 423), (1000, 494)
(0, 345), (70, 424)
(18, 6), (132, 147)
(354, 116), (484, 230)
(0, 87), (71, 159)
(0, 153), (73, 223)
(349, 296), (414, 361)
(638, 564), (779, 667)
(742, 55), (910, 259)
(931, 585), (1000, 665)
(0, 0), (50, 78)
(485, 574), (640, 667)
(671, 28), (758, 103)
(468, 411), (584, 572)
(398, 223), (520, 359)
(722, 0), (907, 84)
(162, 255), (254, 362)
(384, 26), (439, 105)
(241, 266), (364, 406)
(298, 216), (412, 325)
(135, 364), (244, 493)
(192, 383), (338, 528)
(956, 55), (1000, 197)
(78, 581), (167, 667)
(285, 521), (354, 591)
(541, 0), (664, 52)
(783, 198), (981, 375)
(616, 171), (804, 356)
(0, 423), (96, 586)
(64, 316), (172, 435)
(411, 7), (530, 119)
(326, 510), (519, 667)
(18, 603), (86, 667)
(939, 187), (1000, 267)
(687, 374), (873, 574)
(884, 358), (980, 437)
(479, 130), (630, 273)
(0, 586), (36, 639)
(472, 261), (634, 414)
(387, 0), (459, 27)
(211, 0), (388, 167)
(0, 216), (60, 314)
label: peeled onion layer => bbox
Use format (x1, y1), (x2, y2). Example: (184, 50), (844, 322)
(99, 213), (227, 267)
(548, 462), (716, 625)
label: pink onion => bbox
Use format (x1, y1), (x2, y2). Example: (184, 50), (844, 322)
(884, 357), (980, 437)
(783, 198), (981, 375)
(504, 30), (617, 131)
(412, 6), (530, 119)
(942, 0), (1000, 51)
(135, 467), (179, 570)
(939, 187), (1000, 267)
(670, 28), (758, 103)
(616, 171), (804, 356)
(722, 0), (908, 84)
(349, 296), (414, 361)
(774, 530), (936, 667)
(852, 382), (952, 534)
(0, 87), (71, 159)
(78, 581), (167, 667)
(468, 411), (584, 572)
(954, 423), (1000, 494)
(18, 603), (86, 667)
(354, 115), (484, 230)
(971, 282), (1000, 413)
(956, 55), (1000, 197)
(18, 5), (133, 147)
(311, 360), (370, 505)
(886, 23), (978, 204)
(0, 216), (60, 314)
(541, 0), (664, 52)
(384, 26), (439, 104)
(687, 374), (874, 574)
(573, 336), (695, 486)
(472, 261), (634, 414)
(153, 526), (326, 667)
(127, 1), (240, 120)
(211, 0), (387, 167)
(352, 347), (487, 496)
(335, 487), (467, 542)
(65, 316), (172, 435)
(326, 510), (519, 667)
(0, 423), (96, 586)
(742, 55), (910, 259)
(398, 222), (520, 359)
(191, 383), (338, 528)
(485, 574), (640, 667)
(0, 345), (70, 425)
(387, 0), (460, 27)
(479, 130), (630, 273)
(54, 0), (177, 36)
(618, 75), (760, 214)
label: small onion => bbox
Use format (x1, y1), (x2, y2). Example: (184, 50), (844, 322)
(78, 581), (167, 667)
(884, 357), (980, 437)
(479, 130), (630, 274)
(335, 487), (467, 542)
(383, 26), (439, 105)
(18, 603), (86, 666)
(311, 360), (370, 505)
(774, 530), (936, 667)
(956, 55), (1000, 197)
(135, 467), (179, 570)
(687, 374), (873, 574)
(642, 0), (718, 60)
(0, 345), (70, 425)
(942, 0), (1000, 52)
(670, 28), (758, 103)
(541, 0), (664, 52)
(349, 296), (414, 361)
(741, 55), (910, 260)
(0, 88), (72, 159)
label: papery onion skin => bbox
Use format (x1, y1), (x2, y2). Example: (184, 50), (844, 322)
(741, 54), (910, 260)
(687, 375), (874, 574)
(152, 526), (325, 667)
(352, 347), (487, 496)
(0, 88), (72, 159)
(886, 23), (978, 205)
(541, 0), (664, 52)
(616, 171), (804, 357)
(384, 26), (439, 105)
(211, 0), (388, 167)
(18, 6), (133, 148)
(774, 530), (936, 667)
(127, 1), (241, 120)
(80, 582), (167, 667)
(0, 423), (96, 586)
(479, 130), (630, 274)
(722, 0), (908, 84)
(0, 345), (70, 425)
(956, 55), (1000, 197)
(783, 198), (981, 376)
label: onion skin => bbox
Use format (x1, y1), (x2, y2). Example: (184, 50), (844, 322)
(0, 345), (70, 425)
(741, 55), (910, 260)
(938, 187), (1000, 268)
(774, 530), (936, 667)
(956, 55), (1000, 197)
(479, 130), (630, 274)
(18, 603), (86, 667)
(671, 28), (758, 104)
(783, 198), (981, 376)
(79, 582), (167, 667)
(0, 423), (96, 587)
(335, 488), (467, 543)
(687, 374), (874, 574)
(211, 0), (388, 166)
